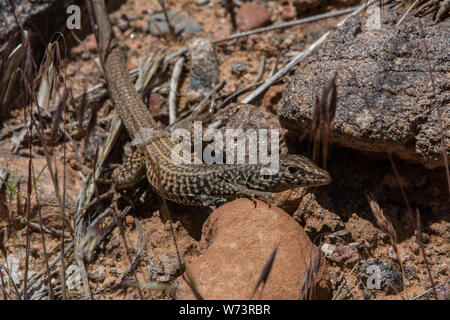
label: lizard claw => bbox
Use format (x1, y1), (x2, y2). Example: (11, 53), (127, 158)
(249, 192), (276, 208)
(264, 193), (276, 208)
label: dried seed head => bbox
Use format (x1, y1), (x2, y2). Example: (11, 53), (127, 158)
(367, 193), (397, 244)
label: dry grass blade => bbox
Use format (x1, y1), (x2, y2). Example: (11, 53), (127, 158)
(0, 262), (22, 300)
(2, 3), (38, 291)
(387, 154), (438, 299)
(252, 55), (266, 85)
(0, 226), (7, 261)
(77, 89), (88, 129)
(367, 194), (396, 243)
(84, 103), (100, 152)
(217, 81), (262, 110)
(183, 268), (203, 300)
(367, 193), (405, 284)
(0, 170), (9, 223)
(168, 56), (185, 125)
(112, 192), (144, 299)
(299, 258), (312, 300)
(309, 74), (337, 168)
(153, 162), (185, 272)
(49, 88), (69, 144)
(386, 280), (406, 300)
(78, 223), (103, 263)
(7, 0), (34, 86)
(85, 206), (130, 261)
(22, 146), (33, 300)
(416, 19), (450, 198)
(137, 51), (165, 96)
(299, 245), (322, 300)
(7, 11), (74, 299)
(332, 261), (359, 300)
(36, 44), (56, 110)
(121, 217), (146, 280)
(250, 243), (279, 299)
(415, 208), (438, 299)
(397, 0), (420, 26)
(0, 265), (9, 299)
(413, 280), (449, 300)
(16, 180), (21, 217)
(0, 22), (34, 113)
(0, 33), (26, 112)
(32, 173), (54, 299)
(18, 241), (74, 299)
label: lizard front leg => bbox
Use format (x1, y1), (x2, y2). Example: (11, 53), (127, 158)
(211, 182), (276, 207)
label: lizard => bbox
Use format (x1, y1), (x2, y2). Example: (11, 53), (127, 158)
(89, 0), (331, 207)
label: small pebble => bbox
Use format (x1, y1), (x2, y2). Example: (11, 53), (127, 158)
(80, 52), (90, 61)
(231, 61), (247, 76)
(117, 15), (130, 32)
(321, 243), (336, 257)
(362, 290), (371, 299)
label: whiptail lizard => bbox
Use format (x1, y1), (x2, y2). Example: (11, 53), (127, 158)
(90, 0), (331, 206)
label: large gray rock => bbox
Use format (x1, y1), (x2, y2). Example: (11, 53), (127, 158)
(279, 12), (449, 169)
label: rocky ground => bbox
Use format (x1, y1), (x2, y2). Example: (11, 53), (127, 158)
(0, 0), (448, 300)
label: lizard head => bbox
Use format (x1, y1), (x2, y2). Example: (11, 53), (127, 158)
(258, 154), (331, 192)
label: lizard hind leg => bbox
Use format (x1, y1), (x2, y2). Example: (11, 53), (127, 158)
(112, 149), (147, 190)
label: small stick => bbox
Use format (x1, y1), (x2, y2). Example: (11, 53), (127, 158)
(396, 0), (420, 27)
(121, 217), (146, 280)
(71, 48), (188, 102)
(168, 56), (185, 125)
(412, 280), (449, 300)
(212, 6), (360, 44)
(268, 52), (281, 78)
(112, 191), (143, 299)
(332, 261), (360, 300)
(217, 81), (262, 110)
(252, 55), (266, 85)
(18, 241), (74, 297)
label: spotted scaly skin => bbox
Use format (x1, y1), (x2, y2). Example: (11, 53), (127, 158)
(92, 0), (331, 206)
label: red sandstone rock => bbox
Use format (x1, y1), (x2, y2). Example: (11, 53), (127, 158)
(174, 199), (330, 299)
(236, 3), (272, 31)
(280, 6), (297, 21)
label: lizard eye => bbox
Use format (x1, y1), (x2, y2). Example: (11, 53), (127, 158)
(287, 166), (299, 174)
